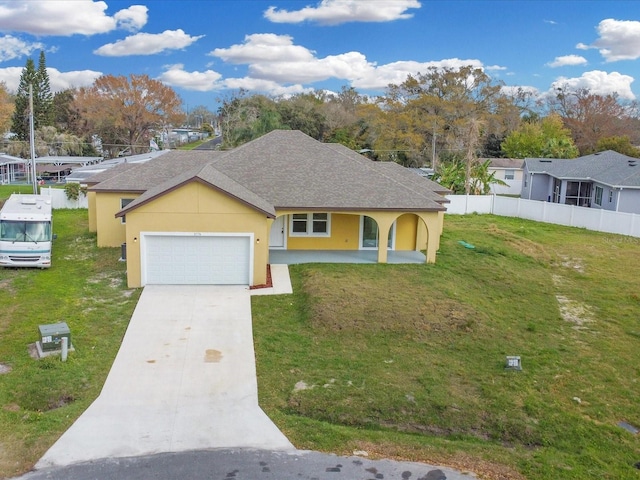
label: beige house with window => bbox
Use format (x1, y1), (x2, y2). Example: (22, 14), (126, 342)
(487, 158), (524, 195)
(87, 130), (450, 288)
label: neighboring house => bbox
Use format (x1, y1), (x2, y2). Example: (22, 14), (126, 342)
(87, 130), (450, 288)
(521, 150), (640, 214)
(67, 150), (170, 185)
(487, 158), (524, 195)
(0, 153), (27, 184)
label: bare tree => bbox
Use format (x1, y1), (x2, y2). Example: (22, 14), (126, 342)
(549, 87), (636, 155)
(73, 74), (184, 156)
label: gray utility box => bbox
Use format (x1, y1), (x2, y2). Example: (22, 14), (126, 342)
(39, 322), (71, 352)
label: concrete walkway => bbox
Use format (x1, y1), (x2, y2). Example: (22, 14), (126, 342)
(37, 281), (294, 469)
(29, 265), (479, 480)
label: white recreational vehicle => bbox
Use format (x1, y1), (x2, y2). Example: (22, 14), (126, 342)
(0, 194), (53, 268)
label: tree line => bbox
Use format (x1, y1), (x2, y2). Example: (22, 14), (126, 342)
(2, 51), (186, 159)
(2, 52), (639, 193)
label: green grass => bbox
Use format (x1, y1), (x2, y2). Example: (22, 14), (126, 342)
(0, 198), (638, 479)
(0, 203), (141, 478)
(252, 215), (640, 479)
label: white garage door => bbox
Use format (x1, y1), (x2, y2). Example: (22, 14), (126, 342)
(143, 234), (251, 285)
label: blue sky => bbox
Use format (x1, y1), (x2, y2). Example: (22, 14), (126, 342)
(0, 0), (639, 112)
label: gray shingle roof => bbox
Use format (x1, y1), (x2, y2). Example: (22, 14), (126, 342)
(89, 151), (219, 192)
(96, 130), (449, 215)
(212, 130), (447, 211)
(84, 162), (138, 186)
(524, 150), (640, 188)
(117, 162), (276, 218)
(487, 158), (525, 169)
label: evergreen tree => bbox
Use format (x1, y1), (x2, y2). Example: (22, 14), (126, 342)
(10, 51), (54, 141)
(36, 50), (53, 127)
(11, 57), (36, 140)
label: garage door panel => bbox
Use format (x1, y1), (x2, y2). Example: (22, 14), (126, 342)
(143, 235), (251, 285)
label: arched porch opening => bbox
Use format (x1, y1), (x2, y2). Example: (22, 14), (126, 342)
(360, 215), (395, 250)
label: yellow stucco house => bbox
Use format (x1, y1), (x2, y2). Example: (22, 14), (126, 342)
(87, 130), (450, 288)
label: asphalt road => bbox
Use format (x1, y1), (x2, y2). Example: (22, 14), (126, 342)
(194, 135), (222, 150)
(14, 449), (478, 480)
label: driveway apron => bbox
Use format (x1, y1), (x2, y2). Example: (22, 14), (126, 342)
(37, 285), (294, 468)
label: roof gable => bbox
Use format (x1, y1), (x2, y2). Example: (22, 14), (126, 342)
(117, 162), (276, 218)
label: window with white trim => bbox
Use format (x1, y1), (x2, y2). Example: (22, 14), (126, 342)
(289, 213), (330, 237)
(120, 198), (134, 224)
(504, 169), (515, 180)
(594, 186), (603, 206)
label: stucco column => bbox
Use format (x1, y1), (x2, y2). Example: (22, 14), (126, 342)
(417, 212), (442, 264)
(369, 213), (397, 264)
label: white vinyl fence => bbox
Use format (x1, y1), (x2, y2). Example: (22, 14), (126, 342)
(42, 186), (89, 209)
(446, 195), (640, 238)
(40, 187), (639, 239)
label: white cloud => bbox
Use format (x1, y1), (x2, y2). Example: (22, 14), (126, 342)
(211, 34), (315, 64)
(351, 58), (485, 90)
(0, 66), (101, 93)
(0, 34), (44, 61)
(222, 77), (312, 97)
(264, 0), (421, 25)
(501, 85), (540, 98)
(550, 70), (635, 100)
(211, 33), (489, 91)
(0, 1), (147, 36)
(94, 29), (204, 57)
(546, 54), (588, 68)
(113, 5), (148, 32)
(47, 68), (103, 92)
(580, 18), (640, 62)
(249, 51), (374, 84)
(157, 62), (311, 96)
(157, 64), (223, 92)
(0, 66), (22, 91)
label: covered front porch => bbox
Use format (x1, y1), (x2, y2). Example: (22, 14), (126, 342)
(268, 249), (426, 265)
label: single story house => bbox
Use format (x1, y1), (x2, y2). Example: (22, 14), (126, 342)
(88, 130), (450, 288)
(487, 158), (524, 195)
(521, 150), (640, 214)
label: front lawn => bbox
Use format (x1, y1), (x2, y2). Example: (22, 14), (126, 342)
(252, 214), (640, 479)
(0, 199), (638, 479)
(0, 205), (141, 478)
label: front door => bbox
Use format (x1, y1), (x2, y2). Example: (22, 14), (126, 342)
(269, 215), (286, 248)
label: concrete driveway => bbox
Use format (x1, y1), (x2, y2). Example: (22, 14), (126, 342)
(37, 284), (294, 468)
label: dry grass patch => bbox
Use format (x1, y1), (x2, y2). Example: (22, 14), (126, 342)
(304, 268), (481, 337)
(555, 295), (595, 328)
(486, 224), (551, 261)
